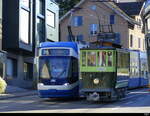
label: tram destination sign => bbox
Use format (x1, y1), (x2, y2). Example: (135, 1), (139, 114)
(41, 49), (70, 56)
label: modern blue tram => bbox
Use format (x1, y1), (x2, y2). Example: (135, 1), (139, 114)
(128, 50), (149, 89)
(37, 42), (80, 98)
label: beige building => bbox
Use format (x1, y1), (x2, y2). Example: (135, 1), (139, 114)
(59, 0), (145, 51)
(129, 15), (145, 51)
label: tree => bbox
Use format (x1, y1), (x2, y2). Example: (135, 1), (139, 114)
(55, 0), (81, 17)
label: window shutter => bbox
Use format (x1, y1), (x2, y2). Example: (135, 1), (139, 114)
(72, 16), (83, 27)
(115, 33), (121, 44)
(110, 15), (115, 25)
(78, 16), (83, 26)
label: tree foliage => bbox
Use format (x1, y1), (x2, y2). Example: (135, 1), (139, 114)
(55, 0), (81, 17)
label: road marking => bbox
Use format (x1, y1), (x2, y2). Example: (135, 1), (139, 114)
(128, 91), (150, 94)
(121, 94), (143, 101)
(124, 101), (134, 105)
(111, 107), (120, 110)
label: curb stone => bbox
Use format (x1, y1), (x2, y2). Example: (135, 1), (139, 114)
(0, 91), (38, 100)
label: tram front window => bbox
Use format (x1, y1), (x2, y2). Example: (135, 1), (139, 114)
(39, 56), (70, 80)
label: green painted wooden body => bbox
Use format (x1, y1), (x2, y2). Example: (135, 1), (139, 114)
(80, 48), (130, 91)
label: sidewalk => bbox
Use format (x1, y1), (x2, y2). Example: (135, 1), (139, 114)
(0, 85), (38, 100)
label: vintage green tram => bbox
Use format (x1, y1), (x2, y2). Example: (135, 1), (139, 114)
(80, 47), (130, 101)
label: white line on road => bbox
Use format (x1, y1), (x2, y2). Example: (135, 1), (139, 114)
(111, 107), (121, 111)
(124, 101), (134, 105)
(121, 94), (143, 101)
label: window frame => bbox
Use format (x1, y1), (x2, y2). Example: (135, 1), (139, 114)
(146, 17), (150, 32)
(46, 9), (56, 28)
(19, 0), (31, 45)
(37, 0), (45, 16)
(23, 62), (33, 81)
(72, 16), (83, 27)
(138, 38), (141, 48)
(110, 14), (115, 25)
(20, 8), (30, 44)
(6, 58), (17, 78)
(90, 24), (98, 36)
(37, 17), (45, 43)
(130, 34), (133, 47)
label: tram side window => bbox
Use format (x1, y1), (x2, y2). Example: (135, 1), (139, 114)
(135, 62), (139, 77)
(117, 52), (129, 69)
(130, 61), (134, 77)
(130, 58), (139, 77)
(141, 61), (148, 78)
(82, 52), (86, 67)
(98, 51), (106, 67)
(107, 51), (113, 67)
(87, 51), (96, 66)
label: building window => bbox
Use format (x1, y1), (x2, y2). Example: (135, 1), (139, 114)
(143, 39), (145, 50)
(20, 9), (30, 44)
(138, 38), (141, 48)
(90, 24), (98, 35)
(24, 63), (33, 81)
(90, 5), (97, 11)
(6, 58), (17, 78)
(37, 0), (45, 15)
(21, 0), (30, 9)
(47, 10), (55, 28)
(147, 18), (150, 32)
(72, 16), (83, 27)
(130, 34), (133, 47)
(36, 0), (45, 44)
(139, 19), (141, 29)
(110, 15), (115, 25)
(20, 0), (31, 45)
(77, 35), (84, 41)
(37, 18), (45, 43)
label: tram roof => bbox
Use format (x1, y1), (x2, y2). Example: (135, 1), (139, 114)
(80, 46), (116, 50)
(80, 46), (130, 52)
(39, 42), (78, 53)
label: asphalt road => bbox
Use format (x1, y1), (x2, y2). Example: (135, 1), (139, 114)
(1, 88), (150, 113)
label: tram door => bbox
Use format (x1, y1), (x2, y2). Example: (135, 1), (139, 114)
(145, 36), (150, 86)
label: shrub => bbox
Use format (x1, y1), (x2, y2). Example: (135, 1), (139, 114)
(0, 77), (7, 94)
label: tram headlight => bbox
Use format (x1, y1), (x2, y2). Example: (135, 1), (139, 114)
(93, 78), (100, 85)
(64, 83), (70, 86)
